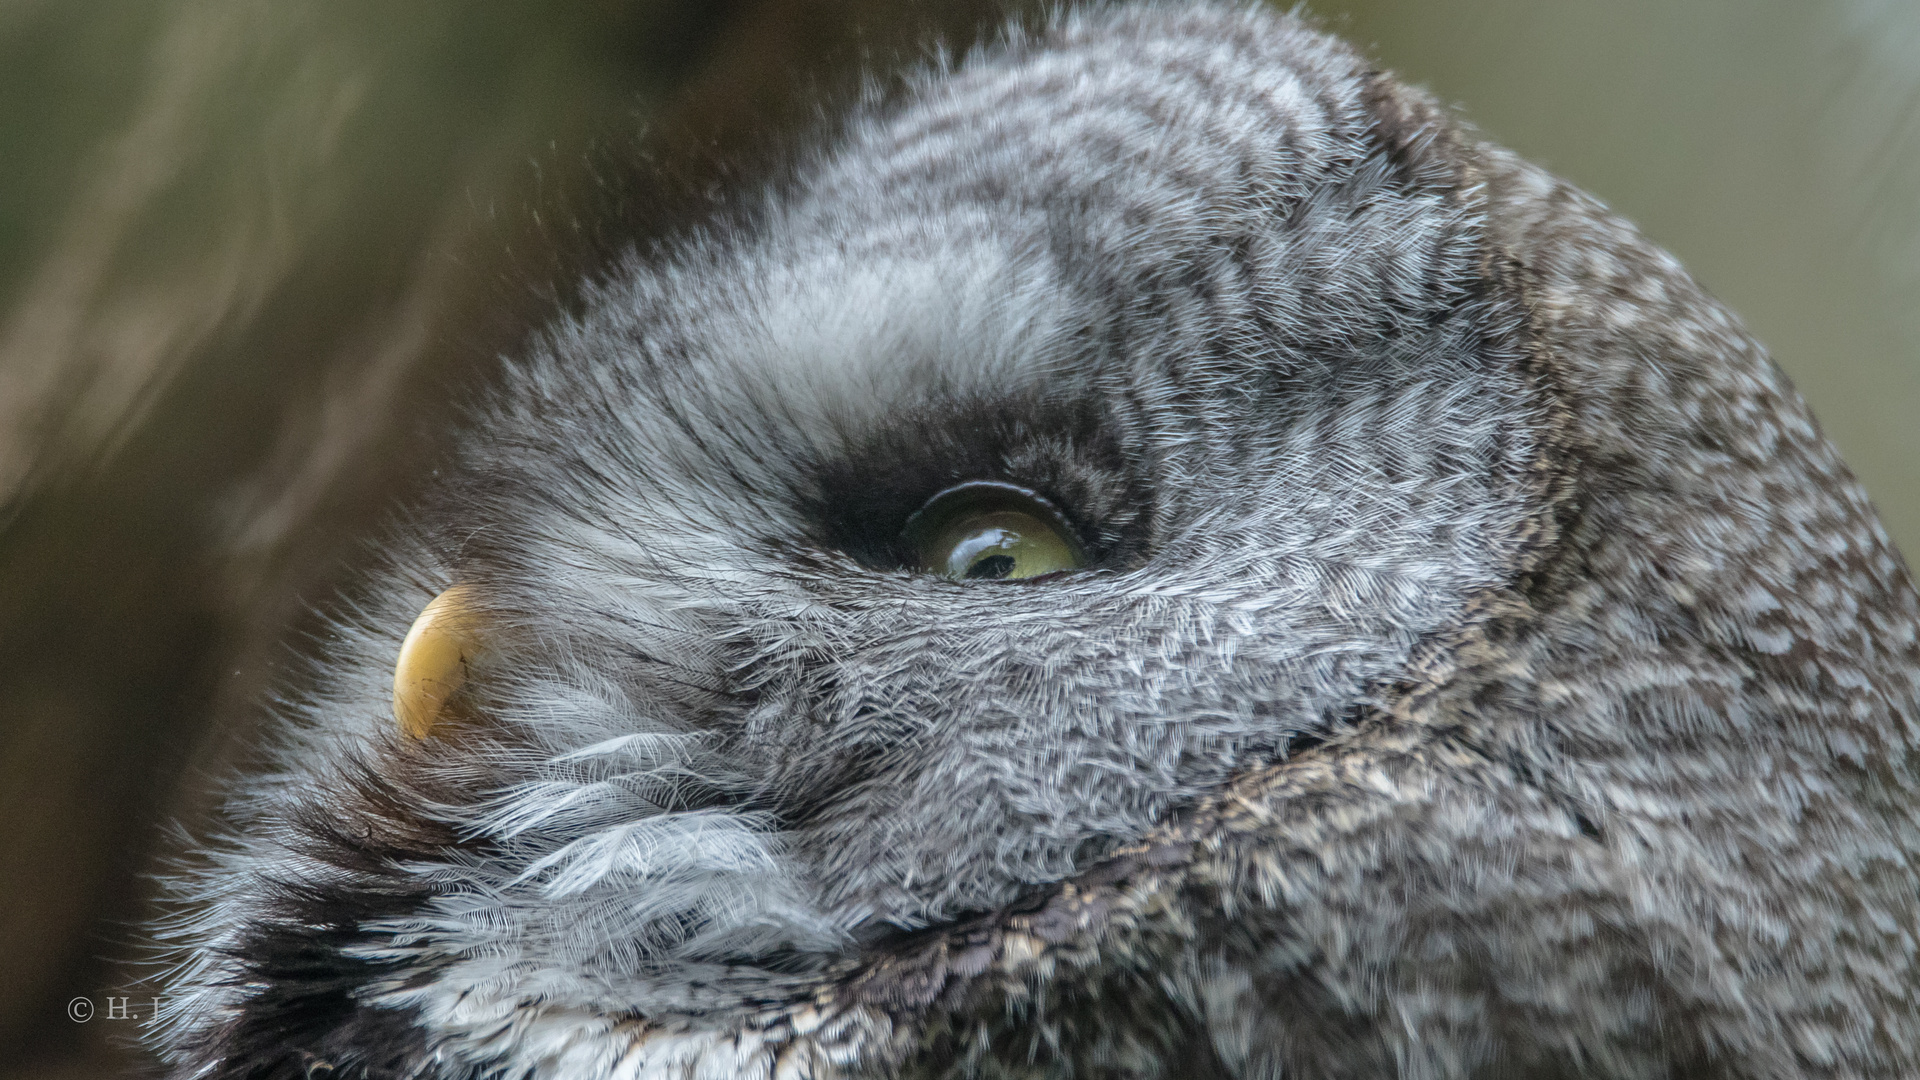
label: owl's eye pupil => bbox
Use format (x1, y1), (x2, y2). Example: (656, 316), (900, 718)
(902, 482), (1086, 581)
(966, 553), (1017, 580)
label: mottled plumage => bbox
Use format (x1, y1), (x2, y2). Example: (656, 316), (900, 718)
(149, 4), (1920, 1078)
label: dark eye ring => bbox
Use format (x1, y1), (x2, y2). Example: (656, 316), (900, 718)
(902, 481), (1087, 581)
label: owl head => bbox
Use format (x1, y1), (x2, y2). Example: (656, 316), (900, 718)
(149, 5), (1920, 1079)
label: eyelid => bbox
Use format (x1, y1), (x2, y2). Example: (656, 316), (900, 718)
(900, 481), (1077, 539)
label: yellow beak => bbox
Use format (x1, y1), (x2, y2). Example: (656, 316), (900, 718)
(392, 584), (483, 739)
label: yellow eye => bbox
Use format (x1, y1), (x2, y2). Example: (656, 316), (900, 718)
(904, 482), (1087, 581)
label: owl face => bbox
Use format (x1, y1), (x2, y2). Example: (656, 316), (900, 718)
(150, 6), (1920, 1080)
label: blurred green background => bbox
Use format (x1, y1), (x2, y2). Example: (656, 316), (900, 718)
(1, 1), (1914, 1076)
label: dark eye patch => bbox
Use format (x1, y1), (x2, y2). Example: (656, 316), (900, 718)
(798, 389), (1155, 574)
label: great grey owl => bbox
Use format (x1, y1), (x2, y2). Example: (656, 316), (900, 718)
(146, 4), (1920, 1078)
